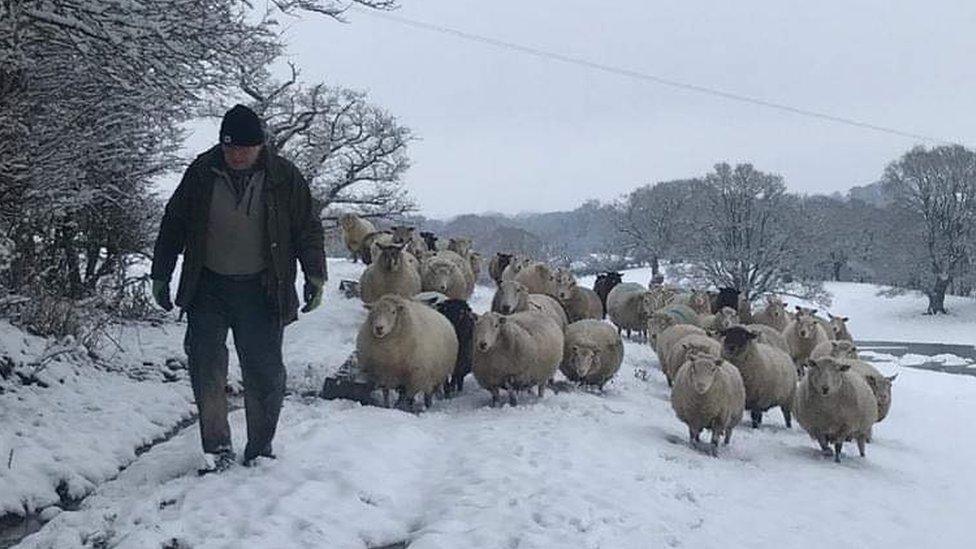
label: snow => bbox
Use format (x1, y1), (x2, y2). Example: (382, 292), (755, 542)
(12, 262), (976, 548)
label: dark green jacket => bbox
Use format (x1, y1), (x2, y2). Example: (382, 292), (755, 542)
(151, 145), (326, 325)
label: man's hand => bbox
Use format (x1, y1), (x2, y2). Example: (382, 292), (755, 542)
(301, 276), (324, 313)
(152, 279), (173, 311)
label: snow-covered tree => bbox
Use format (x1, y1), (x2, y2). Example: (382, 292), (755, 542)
(687, 163), (826, 303)
(618, 179), (703, 276)
(880, 145), (976, 314)
(239, 64), (415, 223)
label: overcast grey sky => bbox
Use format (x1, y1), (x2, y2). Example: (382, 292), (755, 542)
(179, 0), (975, 218)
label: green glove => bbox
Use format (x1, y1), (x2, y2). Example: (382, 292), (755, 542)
(301, 276), (324, 313)
(152, 279), (173, 311)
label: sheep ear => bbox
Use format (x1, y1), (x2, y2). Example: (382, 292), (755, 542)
(836, 363), (850, 372)
(498, 316), (508, 325)
(713, 358), (723, 367)
(363, 303), (373, 310)
(842, 316), (849, 322)
(887, 374), (898, 382)
(795, 305), (802, 312)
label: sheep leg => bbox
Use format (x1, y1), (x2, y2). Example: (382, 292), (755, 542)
(833, 441), (843, 463)
(781, 407), (792, 428)
(382, 388), (391, 408)
(508, 389), (518, 407)
(709, 429), (721, 457)
(489, 388), (500, 407)
(750, 410), (763, 429)
(626, 329), (632, 339)
(537, 384), (545, 398)
(856, 436), (867, 457)
(688, 427), (700, 444)
(817, 438), (832, 456)
(424, 392), (433, 409)
(723, 427), (733, 445)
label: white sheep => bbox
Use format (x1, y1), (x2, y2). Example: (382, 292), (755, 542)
(514, 262), (558, 296)
(361, 230), (395, 265)
(556, 283), (603, 323)
(646, 305), (703, 350)
(446, 237), (473, 258)
(359, 242), (423, 303)
(500, 255), (533, 281)
(356, 294), (458, 410)
(752, 295), (790, 331)
(719, 326), (798, 428)
(560, 319), (624, 389)
(607, 282), (651, 339)
(680, 289), (712, 315)
(472, 310), (564, 406)
(745, 323), (791, 355)
(794, 357), (878, 462)
(699, 306), (738, 333)
(390, 225), (429, 258)
(670, 353), (746, 456)
(491, 280), (568, 328)
(840, 358), (896, 424)
(655, 323), (707, 369)
(827, 314), (853, 341)
(339, 213), (375, 263)
(783, 312), (830, 365)
(664, 332), (721, 387)
(420, 251), (474, 301)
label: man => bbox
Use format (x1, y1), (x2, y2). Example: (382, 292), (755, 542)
(151, 104), (326, 474)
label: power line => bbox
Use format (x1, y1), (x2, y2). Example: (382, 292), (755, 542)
(356, 8), (960, 146)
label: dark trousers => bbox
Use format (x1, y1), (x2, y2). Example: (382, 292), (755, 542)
(184, 269), (285, 459)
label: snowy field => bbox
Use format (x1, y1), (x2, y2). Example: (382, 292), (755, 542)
(8, 259), (976, 548)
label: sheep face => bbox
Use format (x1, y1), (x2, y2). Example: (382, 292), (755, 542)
(866, 374), (896, 418)
(687, 355), (724, 395)
(377, 243), (406, 271)
(554, 269), (576, 301)
(805, 358), (850, 397)
(566, 345), (600, 379)
(495, 281), (528, 315)
(427, 263), (459, 294)
(828, 314), (850, 337)
(829, 340), (858, 359)
(448, 237), (472, 256)
(719, 326), (758, 361)
(647, 313), (676, 346)
(474, 312), (505, 352)
(764, 299), (787, 321)
(391, 225), (415, 243)
(339, 213), (357, 229)
(794, 315), (820, 340)
(366, 298), (404, 339)
(639, 293), (660, 318)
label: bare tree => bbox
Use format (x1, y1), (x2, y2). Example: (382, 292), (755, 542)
(618, 179), (700, 276)
(689, 163), (825, 302)
(881, 145), (976, 314)
(239, 65), (415, 224)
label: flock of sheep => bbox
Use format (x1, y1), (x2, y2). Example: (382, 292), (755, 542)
(339, 213), (898, 463)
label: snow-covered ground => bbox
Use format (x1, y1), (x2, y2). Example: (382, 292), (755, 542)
(11, 260), (976, 548)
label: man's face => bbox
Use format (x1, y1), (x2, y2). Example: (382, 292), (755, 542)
(222, 144), (262, 170)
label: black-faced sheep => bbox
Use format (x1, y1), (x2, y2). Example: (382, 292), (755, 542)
(719, 326), (798, 428)
(419, 231), (438, 252)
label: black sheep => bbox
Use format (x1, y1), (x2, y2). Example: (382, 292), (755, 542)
(434, 299), (475, 395)
(420, 231), (438, 252)
(713, 287), (741, 314)
(593, 271), (623, 319)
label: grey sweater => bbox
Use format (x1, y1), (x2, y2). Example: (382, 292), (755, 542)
(204, 168), (268, 275)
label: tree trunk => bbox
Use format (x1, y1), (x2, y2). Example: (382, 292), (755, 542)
(832, 261), (843, 282)
(651, 255), (660, 277)
(927, 275), (951, 315)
